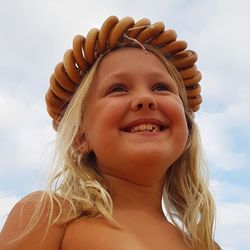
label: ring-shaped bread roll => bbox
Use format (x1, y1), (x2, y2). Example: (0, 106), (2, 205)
(186, 84), (201, 98)
(161, 40), (188, 54)
(50, 74), (72, 100)
(183, 71), (202, 86)
(54, 62), (77, 93)
(149, 29), (177, 47)
(172, 50), (198, 69)
(109, 17), (135, 49)
(127, 18), (151, 38)
(84, 28), (99, 64)
(63, 49), (82, 83)
(73, 35), (89, 71)
(46, 88), (66, 109)
(46, 100), (64, 115)
(191, 105), (200, 112)
(179, 65), (197, 79)
(188, 95), (202, 107)
(98, 16), (119, 54)
(137, 22), (165, 43)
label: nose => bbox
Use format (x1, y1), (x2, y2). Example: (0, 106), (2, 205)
(131, 94), (158, 111)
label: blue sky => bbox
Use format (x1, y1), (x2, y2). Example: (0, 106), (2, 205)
(0, 0), (250, 249)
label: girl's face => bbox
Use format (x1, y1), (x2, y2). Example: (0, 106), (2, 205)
(82, 47), (188, 185)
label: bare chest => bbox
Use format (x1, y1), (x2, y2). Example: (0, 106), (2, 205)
(61, 218), (190, 250)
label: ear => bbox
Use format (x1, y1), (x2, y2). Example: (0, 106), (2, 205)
(74, 132), (92, 153)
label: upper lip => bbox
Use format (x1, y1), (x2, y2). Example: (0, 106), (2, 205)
(120, 118), (169, 132)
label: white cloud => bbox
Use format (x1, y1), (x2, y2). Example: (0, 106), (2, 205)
(215, 202), (250, 250)
(210, 180), (250, 249)
(196, 81), (250, 170)
(210, 180), (250, 203)
(0, 89), (55, 171)
(197, 110), (250, 170)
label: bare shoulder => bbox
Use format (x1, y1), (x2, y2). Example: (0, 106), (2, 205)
(0, 191), (66, 250)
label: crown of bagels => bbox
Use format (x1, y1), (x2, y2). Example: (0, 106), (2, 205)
(45, 16), (202, 130)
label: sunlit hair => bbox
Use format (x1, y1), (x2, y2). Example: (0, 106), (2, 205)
(9, 45), (220, 250)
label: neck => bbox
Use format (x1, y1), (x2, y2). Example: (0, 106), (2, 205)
(104, 174), (166, 219)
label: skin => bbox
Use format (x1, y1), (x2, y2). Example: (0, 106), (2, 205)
(0, 48), (190, 250)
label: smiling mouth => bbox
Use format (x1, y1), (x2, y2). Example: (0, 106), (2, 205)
(122, 123), (168, 133)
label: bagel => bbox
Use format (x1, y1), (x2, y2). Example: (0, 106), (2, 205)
(109, 17), (135, 49)
(84, 28), (99, 64)
(186, 84), (201, 98)
(63, 49), (82, 83)
(97, 16), (119, 54)
(188, 95), (202, 107)
(50, 74), (73, 100)
(161, 40), (188, 55)
(149, 29), (177, 47)
(127, 18), (151, 38)
(183, 71), (202, 86)
(172, 50), (198, 69)
(179, 65), (197, 79)
(137, 22), (165, 43)
(191, 105), (200, 112)
(54, 62), (78, 93)
(46, 105), (60, 121)
(72, 35), (89, 71)
(46, 87), (65, 108)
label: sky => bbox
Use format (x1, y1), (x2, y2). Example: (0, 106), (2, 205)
(0, 0), (249, 249)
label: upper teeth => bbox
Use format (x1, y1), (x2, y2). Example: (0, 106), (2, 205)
(130, 124), (161, 132)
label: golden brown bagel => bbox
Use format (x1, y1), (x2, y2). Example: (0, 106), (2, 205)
(84, 28), (99, 64)
(54, 62), (77, 93)
(191, 105), (200, 112)
(179, 65), (197, 79)
(98, 16), (119, 54)
(72, 35), (89, 71)
(186, 84), (201, 98)
(161, 40), (188, 54)
(137, 22), (165, 43)
(183, 71), (202, 86)
(50, 74), (73, 101)
(63, 49), (82, 83)
(127, 18), (151, 38)
(149, 29), (177, 47)
(109, 17), (135, 49)
(45, 88), (66, 109)
(188, 95), (202, 107)
(172, 50), (198, 69)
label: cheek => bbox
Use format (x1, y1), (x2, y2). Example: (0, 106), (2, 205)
(163, 97), (186, 122)
(83, 103), (122, 148)
(165, 98), (188, 141)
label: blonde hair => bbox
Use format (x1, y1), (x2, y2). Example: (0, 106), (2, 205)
(9, 46), (220, 250)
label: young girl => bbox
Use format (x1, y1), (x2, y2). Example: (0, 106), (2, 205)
(0, 16), (221, 250)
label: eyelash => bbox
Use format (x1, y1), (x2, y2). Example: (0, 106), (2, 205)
(108, 84), (127, 94)
(107, 82), (172, 95)
(153, 83), (172, 92)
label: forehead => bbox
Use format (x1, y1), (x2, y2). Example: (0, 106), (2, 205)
(95, 47), (173, 81)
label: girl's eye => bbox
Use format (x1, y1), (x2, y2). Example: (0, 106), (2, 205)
(108, 84), (127, 94)
(153, 83), (171, 92)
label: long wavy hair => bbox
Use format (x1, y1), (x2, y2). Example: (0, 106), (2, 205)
(9, 45), (220, 250)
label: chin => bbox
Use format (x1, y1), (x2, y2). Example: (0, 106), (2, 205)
(126, 149), (177, 168)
